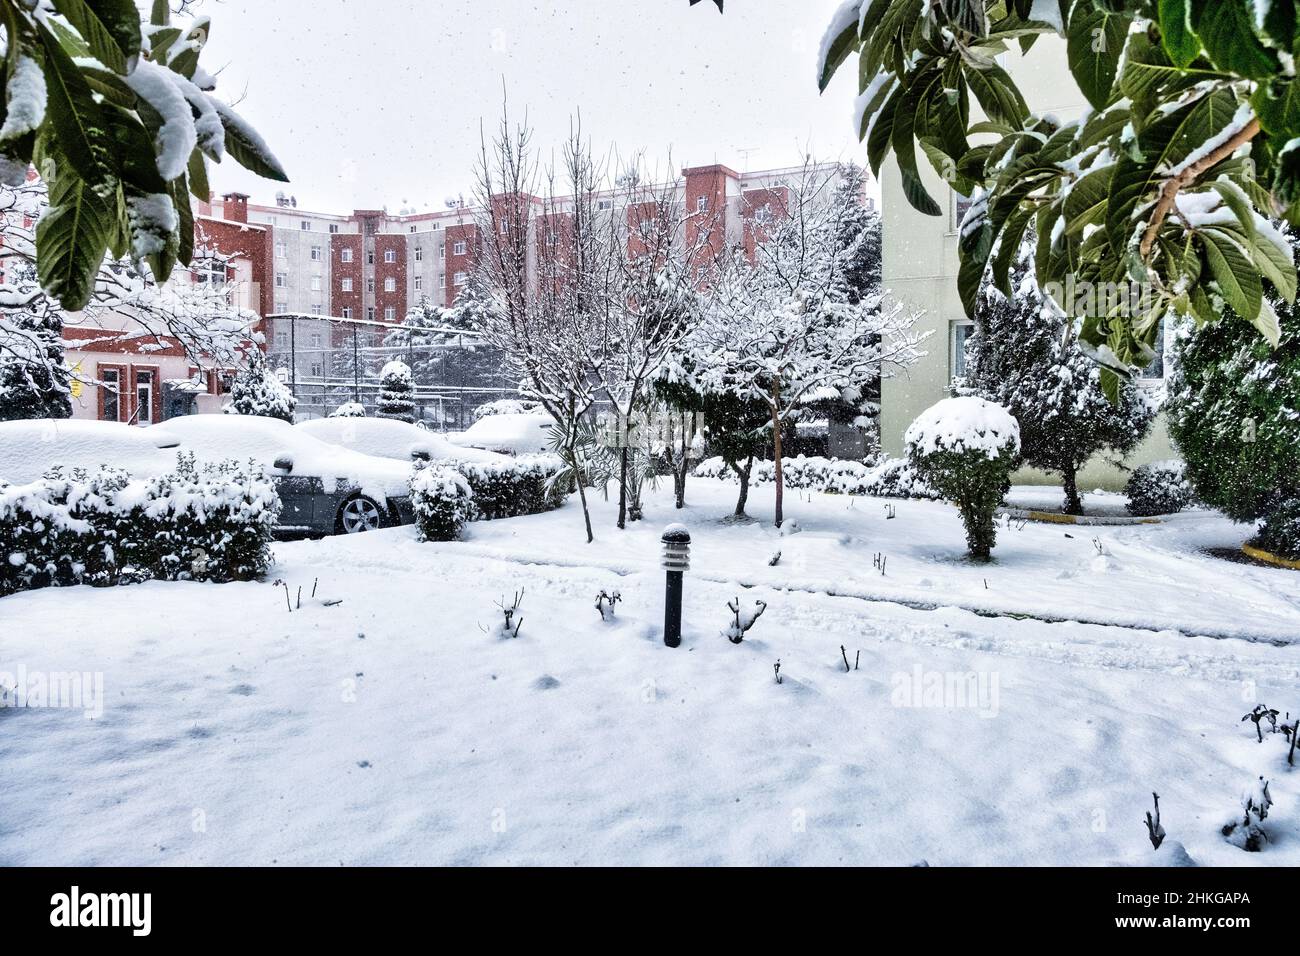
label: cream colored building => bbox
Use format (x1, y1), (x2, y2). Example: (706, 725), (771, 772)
(878, 39), (1176, 489)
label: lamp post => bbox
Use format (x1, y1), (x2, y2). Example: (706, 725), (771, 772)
(661, 524), (691, 648)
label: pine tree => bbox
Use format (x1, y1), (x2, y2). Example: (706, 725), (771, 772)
(226, 349), (296, 423)
(961, 239), (1155, 515)
(0, 265), (72, 421)
(376, 360), (416, 423)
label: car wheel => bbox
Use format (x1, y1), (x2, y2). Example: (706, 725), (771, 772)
(337, 495), (384, 534)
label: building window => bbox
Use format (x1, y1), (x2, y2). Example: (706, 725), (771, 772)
(952, 189), (974, 234)
(414, 246), (423, 262)
(100, 368), (122, 421)
(275, 300), (287, 314)
(328, 223), (340, 234)
(384, 249), (396, 263)
(384, 307), (395, 321)
(597, 199), (613, 211)
(275, 272), (287, 288)
(341, 306), (352, 319)
(499, 221), (509, 235)
(453, 240), (466, 256)
(367, 306), (376, 321)
(275, 241), (286, 258)
(367, 250), (375, 265)
(454, 271), (467, 286)
(340, 247), (353, 263)
(951, 321), (975, 379)
(310, 304), (322, 316)
(696, 197), (708, 212)
(439, 245), (445, 259)
(274, 330), (288, 348)
(753, 206), (773, 225)
(195, 257), (226, 284)
(300, 220), (311, 231)
(310, 245), (322, 261)
(341, 278), (353, 292)
(410, 225), (417, 233)
(309, 332), (322, 348)
(366, 277), (375, 294)
(384, 277), (396, 292)
(1141, 316), (1168, 381)
(310, 275), (322, 291)
(310, 361), (323, 377)
(414, 275), (423, 291)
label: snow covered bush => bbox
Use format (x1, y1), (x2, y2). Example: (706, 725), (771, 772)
(860, 457), (939, 500)
(448, 455), (566, 520)
(329, 401), (366, 418)
(0, 269), (73, 422)
(1, 456), (278, 597)
(377, 360), (416, 423)
(1258, 499), (1300, 560)
(962, 238), (1155, 514)
(473, 398), (541, 420)
(409, 465), (475, 542)
(1167, 295), (1300, 550)
(226, 349), (296, 423)
(692, 453), (937, 500)
(1125, 460), (1192, 518)
(905, 397), (1020, 561)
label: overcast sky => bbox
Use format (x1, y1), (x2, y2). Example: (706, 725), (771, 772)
(200, 0), (864, 214)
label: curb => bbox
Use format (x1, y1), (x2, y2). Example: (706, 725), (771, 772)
(1242, 542), (1300, 570)
(998, 507), (1163, 527)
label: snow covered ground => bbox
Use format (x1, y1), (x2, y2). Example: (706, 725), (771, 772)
(2, 480), (1299, 865)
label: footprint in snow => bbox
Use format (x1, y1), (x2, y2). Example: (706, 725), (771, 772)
(229, 684), (255, 696)
(532, 675), (562, 691)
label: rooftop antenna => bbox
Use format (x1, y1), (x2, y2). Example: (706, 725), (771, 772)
(735, 146), (759, 172)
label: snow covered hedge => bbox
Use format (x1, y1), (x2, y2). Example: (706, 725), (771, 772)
(693, 454), (938, 500)
(1258, 499), (1300, 560)
(1, 454), (279, 597)
(905, 397), (1020, 561)
(409, 466), (475, 542)
(445, 455), (567, 520)
(1125, 460), (1192, 518)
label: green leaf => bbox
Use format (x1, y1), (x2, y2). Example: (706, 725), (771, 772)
(213, 99), (289, 182)
(36, 21), (114, 188)
(187, 147), (210, 203)
(1252, 78), (1300, 141)
(1067, 0), (1128, 109)
(1249, 297), (1282, 347)
(1201, 226), (1262, 321)
(172, 172), (194, 267)
(35, 170), (115, 311)
(964, 61), (1028, 127)
(102, 102), (168, 194)
(1249, 224), (1298, 303)
(49, 0), (141, 75)
(817, 1), (862, 92)
(1189, 0), (1279, 80)
(1157, 0), (1200, 67)
(1208, 180), (1256, 240)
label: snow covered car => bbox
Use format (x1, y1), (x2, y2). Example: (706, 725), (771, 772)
(447, 412), (556, 455)
(150, 416), (416, 535)
(296, 417), (508, 466)
(0, 417), (416, 536)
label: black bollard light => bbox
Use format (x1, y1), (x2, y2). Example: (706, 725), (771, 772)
(661, 524), (691, 647)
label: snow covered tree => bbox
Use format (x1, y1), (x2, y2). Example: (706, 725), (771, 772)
(376, 360), (416, 423)
(663, 163), (924, 526)
(809, 0), (1300, 393)
(829, 162), (881, 306)
(0, 1), (286, 312)
(0, 272), (72, 421)
(906, 397), (1020, 562)
(226, 348), (295, 423)
(962, 238), (1155, 515)
(1167, 255), (1300, 555)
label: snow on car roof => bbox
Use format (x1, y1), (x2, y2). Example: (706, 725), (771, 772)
(297, 417), (506, 464)
(0, 418), (181, 485)
(447, 412), (556, 455)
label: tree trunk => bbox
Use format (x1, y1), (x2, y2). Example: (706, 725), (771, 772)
(729, 454), (753, 517)
(617, 445), (629, 529)
(1062, 466), (1082, 516)
(567, 443), (594, 543)
(770, 389), (784, 528)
